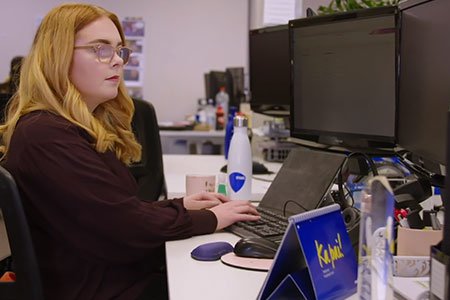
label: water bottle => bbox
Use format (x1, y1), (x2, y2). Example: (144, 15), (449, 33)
(205, 98), (216, 130)
(215, 86), (229, 125)
(195, 98), (207, 126)
(224, 106), (237, 159)
(227, 115), (252, 200)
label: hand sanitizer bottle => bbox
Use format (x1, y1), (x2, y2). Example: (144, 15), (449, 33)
(227, 115), (252, 200)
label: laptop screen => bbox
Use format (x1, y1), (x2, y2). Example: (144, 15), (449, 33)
(260, 147), (347, 217)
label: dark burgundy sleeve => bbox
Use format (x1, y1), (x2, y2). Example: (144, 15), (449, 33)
(8, 118), (217, 264)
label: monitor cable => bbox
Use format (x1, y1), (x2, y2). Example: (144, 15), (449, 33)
(282, 200), (309, 217)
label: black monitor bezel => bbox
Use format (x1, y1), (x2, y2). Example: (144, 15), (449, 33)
(396, 0), (449, 167)
(249, 24), (290, 117)
(289, 6), (399, 150)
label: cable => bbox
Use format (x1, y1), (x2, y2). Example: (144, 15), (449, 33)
(337, 169), (347, 209)
(347, 152), (379, 176)
(282, 200), (309, 217)
(343, 184), (355, 207)
(397, 152), (433, 178)
(251, 175), (274, 183)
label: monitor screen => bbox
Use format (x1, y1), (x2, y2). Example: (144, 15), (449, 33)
(249, 25), (290, 116)
(397, 0), (450, 166)
(226, 67), (245, 109)
(290, 7), (398, 150)
(204, 71), (227, 105)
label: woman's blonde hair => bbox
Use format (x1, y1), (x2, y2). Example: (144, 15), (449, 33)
(0, 3), (141, 164)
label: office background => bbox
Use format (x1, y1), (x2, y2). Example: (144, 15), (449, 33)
(0, 0), (328, 123)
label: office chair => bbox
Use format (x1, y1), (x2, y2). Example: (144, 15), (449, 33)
(130, 98), (167, 201)
(0, 166), (44, 300)
(0, 93), (12, 123)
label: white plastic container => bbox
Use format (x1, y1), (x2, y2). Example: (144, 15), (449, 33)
(227, 115), (252, 200)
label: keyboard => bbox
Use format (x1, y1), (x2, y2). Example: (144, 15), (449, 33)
(227, 207), (289, 245)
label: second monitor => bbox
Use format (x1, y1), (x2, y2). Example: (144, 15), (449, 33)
(249, 25), (291, 117)
(289, 6), (398, 150)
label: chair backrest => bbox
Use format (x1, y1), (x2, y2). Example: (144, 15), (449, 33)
(130, 99), (167, 201)
(0, 165), (44, 300)
(0, 93), (13, 123)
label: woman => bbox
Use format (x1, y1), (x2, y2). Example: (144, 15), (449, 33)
(0, 4), (259, 300)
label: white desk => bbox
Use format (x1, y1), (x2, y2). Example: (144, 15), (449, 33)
(162, 154), (281, 199)
(160, 130), (225, 154)
(163, 154), (423, 300)
(166, 232), (267, 300)
(163, 154), (280, 299)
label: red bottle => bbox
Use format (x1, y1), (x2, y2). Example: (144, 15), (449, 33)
(216, 105), (224, 130)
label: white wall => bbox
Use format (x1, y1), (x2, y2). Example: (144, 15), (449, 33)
(248, 0), (332, 30)
(0, 0), (248, 122)
(303, 0), (332, 14)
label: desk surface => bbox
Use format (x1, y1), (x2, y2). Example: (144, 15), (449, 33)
(163, 154), (278, 299)
(166, 232), (268, 300)
(165, 232), (417, 300)
(163, 154), (422, 300)
(162, 154), (281, 199)
(160, 130), (225, 138)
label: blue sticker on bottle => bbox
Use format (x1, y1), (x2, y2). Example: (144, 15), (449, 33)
(229, 172), (246, 192)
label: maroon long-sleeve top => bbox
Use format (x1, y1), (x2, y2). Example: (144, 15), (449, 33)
(4, 111), (217, 300)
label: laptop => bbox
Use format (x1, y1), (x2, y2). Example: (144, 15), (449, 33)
(227, 147), (347, 245)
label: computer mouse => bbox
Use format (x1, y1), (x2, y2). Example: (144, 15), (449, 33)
(252, 161), (270, 175)
(191, 241), (234, 261)
(233, 237), (278, 259)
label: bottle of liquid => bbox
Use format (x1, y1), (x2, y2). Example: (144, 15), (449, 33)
(224, 106), (238, 159)
(215, 105), (225, 130)
(227, 115), (252, 200)
(195, 98), (207, 125)
(205, 98), (216, 130)
(215, 86), (229, 125)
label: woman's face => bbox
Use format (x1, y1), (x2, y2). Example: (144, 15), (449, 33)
(70, 16), (124, 112)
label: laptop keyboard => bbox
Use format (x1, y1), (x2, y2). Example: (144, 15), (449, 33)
(227, 207), (289, 245)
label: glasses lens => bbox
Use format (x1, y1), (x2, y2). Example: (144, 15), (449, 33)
(119, 48), (131, 65)
(97, 44), (114, 63)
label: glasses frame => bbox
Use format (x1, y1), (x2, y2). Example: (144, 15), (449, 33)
(74, 44), (133, 65)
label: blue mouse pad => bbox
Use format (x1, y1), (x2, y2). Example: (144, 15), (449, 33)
(191, 241), (234, 261)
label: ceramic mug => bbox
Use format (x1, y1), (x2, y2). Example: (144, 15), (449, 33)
(185, 174), (216, 196)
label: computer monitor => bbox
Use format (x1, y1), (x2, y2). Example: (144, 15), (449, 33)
(289, 6), (398, 150)
(249, 25), (290, 117)
(443, 109), (450, 255)
(397, 0), (450, 168)
(225, 67), (245, 109)
(204, 71), (227, 105)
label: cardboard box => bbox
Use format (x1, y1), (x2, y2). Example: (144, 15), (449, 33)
(397, 226), (442, 256)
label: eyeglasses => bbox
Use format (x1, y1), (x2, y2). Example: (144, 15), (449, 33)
(74, 44), (132, 65)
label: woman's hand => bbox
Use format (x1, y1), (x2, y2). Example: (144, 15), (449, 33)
(209, 201), (260, 231)
(183, 192), (229, 210)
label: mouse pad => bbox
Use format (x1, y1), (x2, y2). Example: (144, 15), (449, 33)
(220, 253), (273, 272)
